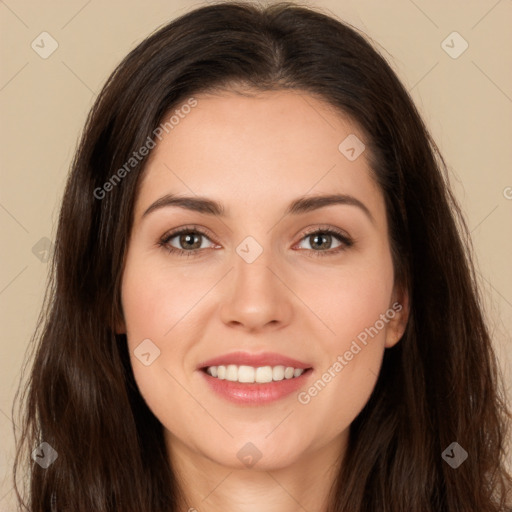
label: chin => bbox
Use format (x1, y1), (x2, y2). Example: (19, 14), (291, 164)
(204, 435), (310, 471)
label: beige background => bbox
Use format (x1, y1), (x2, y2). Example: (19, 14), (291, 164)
(1, 0), (511, 508)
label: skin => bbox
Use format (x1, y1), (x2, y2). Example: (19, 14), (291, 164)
(119, 89), (409, 512)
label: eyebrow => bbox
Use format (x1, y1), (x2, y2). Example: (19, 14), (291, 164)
(142, 193), (375, 224)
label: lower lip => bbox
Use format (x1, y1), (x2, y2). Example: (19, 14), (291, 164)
(200, 369), (313, 405)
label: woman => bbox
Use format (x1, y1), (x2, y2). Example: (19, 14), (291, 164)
(13, 1), (512, 510)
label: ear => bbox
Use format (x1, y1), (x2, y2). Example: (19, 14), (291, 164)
(384, 284), (410, 348)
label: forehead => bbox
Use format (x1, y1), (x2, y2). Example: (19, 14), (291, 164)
(134, 89), (383, 222)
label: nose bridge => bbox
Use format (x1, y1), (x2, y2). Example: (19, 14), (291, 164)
(218, 233), (292, 329)
(232, 233), (280, 301)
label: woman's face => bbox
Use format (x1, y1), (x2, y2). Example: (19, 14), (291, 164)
(120, 90), (408, 472)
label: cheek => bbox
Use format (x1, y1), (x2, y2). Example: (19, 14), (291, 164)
(295, 250), (394, 424)
(121, 255), (200, 342)
(302, 248), (395, 347)
(120, 255), (209, 397)
(120, 258), (196, 424)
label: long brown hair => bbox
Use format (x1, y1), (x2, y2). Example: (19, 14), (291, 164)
(12, 1), (512, 510)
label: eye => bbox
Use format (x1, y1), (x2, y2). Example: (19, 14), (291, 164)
(294, 226), (353, 257)
(158, 226), (216, 257)
(158, 225), (354, 258)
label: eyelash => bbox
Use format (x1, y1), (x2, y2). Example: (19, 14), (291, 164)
(157, 224), (354, 259)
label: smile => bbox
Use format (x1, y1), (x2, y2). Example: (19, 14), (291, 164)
(205, 364), (306, 383)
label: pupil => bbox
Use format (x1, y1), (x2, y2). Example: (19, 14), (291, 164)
(182, 233), (199, 249)
(312, 233), (329, 249)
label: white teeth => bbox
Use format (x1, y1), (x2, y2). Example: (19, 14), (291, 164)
(272, 365), (285, 381)
(255, 366), (273, 383)
(206, 366), (218, 377)
(238, 365), (255, 383)
(284, 367), (295, 379)
(217, 365), (226, 379)
(205, 364), (306, 383)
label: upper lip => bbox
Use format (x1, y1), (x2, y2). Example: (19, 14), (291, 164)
(198, 351), (312, 370)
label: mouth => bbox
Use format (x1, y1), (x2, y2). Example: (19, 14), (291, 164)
(197, 351), (314, 405)
(201, 364), (312, 383)
(197, 350), (312, 380)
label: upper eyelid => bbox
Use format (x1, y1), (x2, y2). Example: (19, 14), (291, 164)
(161, 225), (215, 243)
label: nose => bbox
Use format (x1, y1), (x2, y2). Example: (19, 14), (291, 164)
(218, 245), (294, 332)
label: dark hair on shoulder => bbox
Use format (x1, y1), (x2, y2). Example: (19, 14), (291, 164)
(12, 1), (512, 510)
